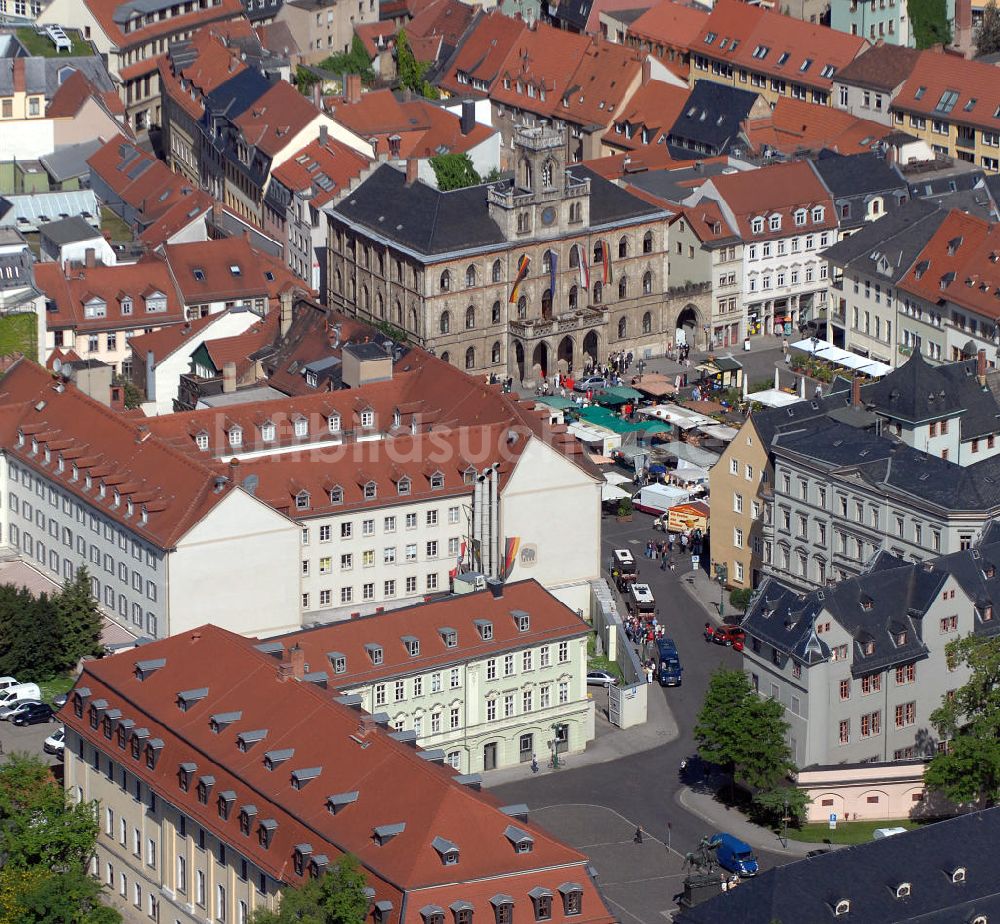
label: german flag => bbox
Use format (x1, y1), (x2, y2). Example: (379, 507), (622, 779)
(509, 254), (530, 304)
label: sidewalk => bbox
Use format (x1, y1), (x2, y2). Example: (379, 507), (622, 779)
(676, 786), (839, 859)
(676, 563), (738, 627)
(481, 683), (679, 788)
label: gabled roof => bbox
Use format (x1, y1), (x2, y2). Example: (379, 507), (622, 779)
(436, 9), (525, 96)
(604, 80), (690, 150)
(269, 135), (370, 209)
(127, 310), (229, 363)
(83, 0), (244, 49)
(667, 80), (759, 153)
(893, 48), (1000, 130)
(809, 151), (907, 199)
(556, 40), (644, 128)
(233, 80), (322, 157)
(406, 0), (475, 51)
(628, 0), (708, 51)
(833, 41), (921, 92)
(45, 69), (124, 119)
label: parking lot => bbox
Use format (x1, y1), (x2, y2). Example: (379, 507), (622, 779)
(0, 708), (64, 769)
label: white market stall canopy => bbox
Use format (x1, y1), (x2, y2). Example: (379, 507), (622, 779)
(601, 482), (632, 502)
(790, 339), (892, 378)
(604, 472), (633, 486)
(698, 423), (738, 442)
(747, 389), (803, 408)
(636, 404), (717, 430)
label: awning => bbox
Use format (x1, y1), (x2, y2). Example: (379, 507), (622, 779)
(594, 391), (630, 407)
(601, 483), (632, 502)
(604, 472), (632, 486)
(533, 396), (577, 409)
(633, 379), (675, 397)
(698, 424), (738, 442)
(747, 388), (803, 408)
(789, 339), (892, 377)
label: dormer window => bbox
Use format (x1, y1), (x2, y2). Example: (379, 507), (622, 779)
(236, 729), (268, 752)
(263, 749), (294, 771)
(812, 206), (825, 223)
(984, 605), (994, 621)
(769, 214), (781, 231)
(364, 481), (377, 500)
(176, 688), (209, 712)
(751, 217), (764, 234)
(294, 417), (308, 438)
(196, 775), (215, 804)
(121, 296), (133, 314)
(360, 410), (375, 428)
(986, 565), (996, 579)
(326, 791), (359, 814)
(228, 426), (243, 448)
(463, 466), (476, 485)
(895, 882), (911, 898)
(439, 627), (457, 648)
(513, 610), (530, 632)
(126, 500), (134, 517)
(293, 844), (313, 876)
(895, 631), (907, 645)
(98, 481), (106, 499)
(862, 640), (875, 655)
(365, 644), (383, 665)
(295, 491), (311, 511)
(258, 819), (277, 848)
(475, 620), (493, 641)
(529, 889), (552, 921)
(329, 486), (343, 504)
(291, 767), (322, 789)
(952, 867), (966, 883)
(328, 651), (346, 673)
(218, 791), (236, 819)
(310, 855), (329, 879)
(328, 414), (341, 433)
(71, 463), (79, 481)
(117, 720), (133, 749)
(430, 472), (444, 489)
(145, 738), (163, 769)
(239, 805), (257, 836)
(490, 894), (514, 924)
(559, 884), (583, 917)
(402, 636), (420, 657)
(504, 825), (534, 853)
(195, 432), (209, 451)
(431, 835), (459, 864)
(835, 900), (850, 916)
(178, 761), (196, 792)
(209, 711), (241, 734)
(85, 474), (92, 490)
(374, 823), (406, 846)
(261, 422), (275, 442)
(397, 477), (411, 496)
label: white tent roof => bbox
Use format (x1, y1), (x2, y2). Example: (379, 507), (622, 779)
(636, 404), (716, 429)
(789, 339), (892, 378)
(567, 421), (616, 444)
(601, 483), (632, 502)
(748, 389), (803, 408)
(603, 472), (632, 486)
(698, 424), (738, 442)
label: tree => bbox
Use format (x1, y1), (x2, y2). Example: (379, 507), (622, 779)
(320, 36), (375, 84)
(430, 153), (481, 190)
(694, 669), (807, 822)
(0, 586), (60, 681)
(0, 866), (120, 924)
(395, 30), (438, 99)
(925, 633), (1000, 807)
(976, 0), (1000, 56)
(52, 567), (103, 672)
(908, 0), (952, 48)
(112, 374), (142, 410)
(250, 855), (369, 924)
(729, 588), (753, 612)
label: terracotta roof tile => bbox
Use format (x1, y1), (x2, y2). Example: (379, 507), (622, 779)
(893, 49), (1000, 129)
(127, 311), (226, 361)
(743, 96), (896, 156)
(83, 0), (243, 50)
(270, 136), (370, 208)
(437, 10), (526, 97)
(603, 79), (691, 150)
(557, 40), (644, 127)
(233, 81), (321, 157)
(628, 0), (709, 51)
(834, 41), (920, 92)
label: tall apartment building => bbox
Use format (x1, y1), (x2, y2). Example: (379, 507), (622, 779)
(64, 622), (613, 923)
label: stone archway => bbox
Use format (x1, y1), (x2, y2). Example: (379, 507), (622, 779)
(532, 341), (549, 380)
(583, 330), (599, 369)
(513, 339), (525, 383)
(557, 335), (574, 374)
(676, 304), (700, 348)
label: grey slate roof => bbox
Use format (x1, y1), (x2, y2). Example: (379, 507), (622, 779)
(677, 807), (1000, 923)
(40, 139), (104, 183)
(331, 164), (663, 258)
(666, 82), (759, 155)
(0, 58), (115, 98)
(205, 69), (274, 122)
(623, 161), (737, 207)
(810, 151), (907, 200)
(39, 215), (101, 246)
(821, 197), (945, 283)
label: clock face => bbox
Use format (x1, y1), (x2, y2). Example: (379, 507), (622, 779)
(541, 206), (556, 226)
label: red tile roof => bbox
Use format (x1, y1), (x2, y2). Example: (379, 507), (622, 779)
(674, 200), (738, 244)
(46, 69), (125, 120)
(742, 96), (896, 156)
(200, 311), (279, 377)
(35, 255), (185, 334)
(693, 0), (868, 92)
(234, 81), (321, 157)
(583, 143), (688, 178)
(127, 310), (227, 362)
(85, 0), (244, 50)
(270, 135), (370, 208)
(0, 360), (229, 549)
(406, 0), (475, 49)
(557, 40), (644, 128)
(603, 79), (691, 150)
(137, 189), (214, 248)
(436, 9), (526, 97)
(65, 616), (614, 918)
(354, 20), (397, 58)
(628, 0), (709, 52)
(893, 48), (1000, 128)
(704, 159), (837, 240)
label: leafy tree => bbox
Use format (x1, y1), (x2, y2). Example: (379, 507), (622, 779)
(112, 374), (142, 410)
(430, 153), (481, 190)
(729, 588), (753, 612)
(53, 567), (103, 671)
(908, 0), (952, 48)
(294, 65), (321, 94)
(0, 586), (60, 680)
(926, 633), (1000, 806)
(694, 668), (807, 822)
(320, 36), (375, 84)
(0, 866), (120, 924)
(482, 167), (504, 183)
(250, 855), (369, 924)
(395, 30), (438, 98)
(976, 0), (1000, 55)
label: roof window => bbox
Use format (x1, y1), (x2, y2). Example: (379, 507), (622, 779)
(835, 899), (850, 916)
(365, 643), (383, 665)
(475, 619), (493, 641)
(236, 729), (268, 751)
(326, 791), (359, 814)
(176, 687), (209, 711)
(513, 609), (530, 632)
(503, 825), (534, 853)
(439, 627), (458, 648)
(134, 658), (166, 680)
(431, 835), (459, 864)
(952, 867), (967, 883)
(777, 51), (789, 65)
(800, 58), (812, 71)
(196, 775), (215, 804)
(193, 268), (205, 281)
(895, 882), (911, 898)
(402, 636), (420, 657)
(263, 748), (294, 771)
(915, 85), (926, 100)
(229, 264), (242, 276)
(293, 843), (313, 876)
(820, 64), (836, 78)
(178, 761), (197, 792)
(328, 651), (347, 673)
(258, 818), (277, 848)
(374, 822), (406, 845)
(210, 711), (242, 733)
(291, 767), (322, 789)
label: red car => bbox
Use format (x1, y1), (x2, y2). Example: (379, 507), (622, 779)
(713, 626), (746, 650)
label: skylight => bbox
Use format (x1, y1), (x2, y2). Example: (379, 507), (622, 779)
(800, 58), (813, 72)
(193, 268), (205, 281)
(777, 51), (789, 66)
(935, 90), (959, 113)
(229, 264), (242, 276)
(914, 85), (926, 100)
(820, 64), (836, 78)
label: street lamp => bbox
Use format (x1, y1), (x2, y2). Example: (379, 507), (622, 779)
(716, 564), (728, 619)
(549, 723), (561, 770)
(780, 797), (790, 849)
(637, 359), (646, 382)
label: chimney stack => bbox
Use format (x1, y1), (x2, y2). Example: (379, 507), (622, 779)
(277, 643), (307, 681)
(84, 247), (96, 268)
(344, 72), (362, 104)
(641, 57), (651, 85)
(851, 374), (862, 408)
(279, 288), (294, 337)
(486, 578), (504, 598)
(978, 348), (987, 385)
(229, 455), (240, 483)
(405, 158), (418, 185)
(222, 361), (237, 394)
(460, 99), (475, 136)
(319, 123), (328, 145)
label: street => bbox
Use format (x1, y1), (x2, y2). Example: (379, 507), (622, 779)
(492, 513), (789, 924)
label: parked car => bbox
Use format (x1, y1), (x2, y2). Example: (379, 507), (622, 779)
(710, 833), (759, 876)
(0, 683), (41, 710)
(52, 693), (68, 709)
(43, 725), (65, 756)
(574, 375), (606, 392)
(0, 699), (41, 721)
(12, 703), (55, 726)
(586, 669), (618, 688)
(712, 626), (746, 650)
(0, 676), (20, 692)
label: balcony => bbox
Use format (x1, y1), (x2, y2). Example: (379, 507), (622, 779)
(509, 308), (605, 338)
(956, 128), (976, 149)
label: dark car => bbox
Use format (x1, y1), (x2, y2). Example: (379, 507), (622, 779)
(713, 626), (746, 650)
(12, 703), (55, 726)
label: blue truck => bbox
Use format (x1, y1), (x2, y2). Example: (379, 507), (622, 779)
(654, 638), (683, 686)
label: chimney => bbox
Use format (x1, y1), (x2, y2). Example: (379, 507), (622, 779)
(277, 643), (307, 681)
(84, 247), (96, 268)
(460, 99), (475, 136)
(344, 72), (362, 104)
(978, 348), (987, 385)
(955, 0), (972, 40)
(405, 158), (418, 186)
(319, 123), (328, 145)
(358, 714), (378, 737)
(641, 57), (651, 85)
(851, 374), (862, 408)
(486, 577), (503, 598)
(280, 288), (294, 337)
(222, 361), (237, 393)
(229, 456), (240, 483)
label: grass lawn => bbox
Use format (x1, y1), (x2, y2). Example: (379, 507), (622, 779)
(784, 819), (919, 845)
(38, 674), (77, 704)
(100, 206), (134, 243)
(15, 27), (92, 57)
(0, 313), (37, 359)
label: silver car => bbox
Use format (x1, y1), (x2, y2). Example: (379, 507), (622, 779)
(0, 699), (40, 721)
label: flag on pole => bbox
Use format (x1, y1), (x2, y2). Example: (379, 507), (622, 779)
(549, 250), (558, 305)
(503, 537), (520, 579)
(509, 254), (530, 304)
(603, 239), (612, 284)
(577, 244), (590, 290)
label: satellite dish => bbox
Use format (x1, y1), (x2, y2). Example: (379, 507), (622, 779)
(52, 358), (62, 373)
(242, 474), (260, 496)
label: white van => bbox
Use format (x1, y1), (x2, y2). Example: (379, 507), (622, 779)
(627, 582), (656, 615)
(0, 677), (19, 692)
(0, 683), (41, 708)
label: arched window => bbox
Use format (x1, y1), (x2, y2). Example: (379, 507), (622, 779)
(570, 202), (582, 223)
(643, 231), (653, 254)
(618, 316), (627, 339)
(618, 236), (629, 259)
(440, 311), (451, 334)
(410, 308), (418, 332)
(642, 311), (652, 334)
(440, 270), (451, 292)
(541, 159), (553, 187)
(568, 285), (578, 310)
(394, 299), (402, 324)
(521, 158), (533, 190)
(593, 281), (602, 304)
(350, 276), (356, 302)
(491, 341), (501, 364)
(619, 276), (628, 298)
(542, 250), (553, 273)
(643, 271), (652, 295)
(441, 351), (450, 364)
(465, 265), (476, 288)
(569, 247), (580, 268)
(517, 296), (527, 319)
(542, 289), (552, 319)
(377, 292), (385, 318)
(491, 301), (501, 324)
(362, 285), (370, 311)
(465, 347), (475, 369)
(593, 242), (603, 265)
(492, 260), (502, 283)
(334, 269), (342, 294)
(465, 305), (476, 329)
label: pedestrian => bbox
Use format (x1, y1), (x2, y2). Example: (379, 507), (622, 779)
(660, 552), (667, 571)
(667, 533), (674, 554)
(634, 826), (644, 844)
(704, 621), (713, 642)
(531, 754), (539, 774)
